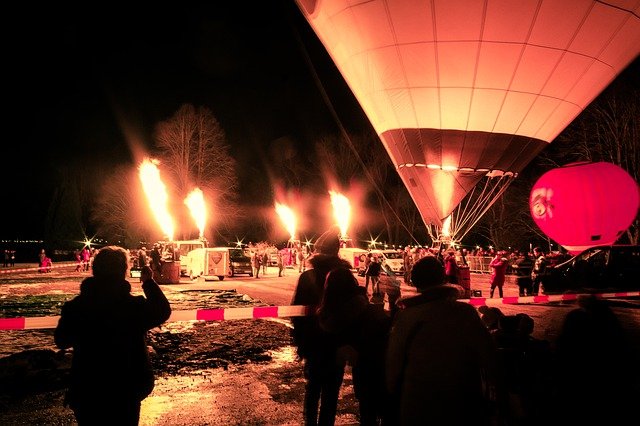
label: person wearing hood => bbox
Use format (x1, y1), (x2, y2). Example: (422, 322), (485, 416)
(386, 256), (499, 425)
(291, 226), (352, 426)
(317, 267), (392, 425)
(54, 245), (171, 425)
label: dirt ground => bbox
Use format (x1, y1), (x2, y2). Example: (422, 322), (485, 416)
(1, 263), (639, 425)
(0, 318), (362, 425)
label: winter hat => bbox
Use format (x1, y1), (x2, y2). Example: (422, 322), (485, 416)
(410, 256), (445, 290)
(314, 226), (341, 256)
(479, 306), (505, 330)
(92, 246), (129, 279)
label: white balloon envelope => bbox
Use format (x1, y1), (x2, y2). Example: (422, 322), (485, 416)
(295, 0), (640, 236)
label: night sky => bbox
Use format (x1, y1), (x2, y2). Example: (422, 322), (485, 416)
(3, 2), (365, 239)
(2, 2), (638, 241)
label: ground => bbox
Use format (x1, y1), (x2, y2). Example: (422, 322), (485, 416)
(1, 263), (639, 425)
(0, 318), (362, 425)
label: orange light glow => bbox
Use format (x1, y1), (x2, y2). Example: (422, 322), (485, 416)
(431, 172), (455, 224)
(275, 202), (297, 241)
(441, 215), (452, 237)
(329, 191), (351, 239)
(184, 188), (207, 240)
(139, 158), (175, 241)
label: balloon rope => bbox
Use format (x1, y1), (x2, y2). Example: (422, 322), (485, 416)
(287, 6), (422, 245)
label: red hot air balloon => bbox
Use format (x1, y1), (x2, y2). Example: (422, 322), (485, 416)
(294, 0), (640, 241)
(530, 162), (639, 254)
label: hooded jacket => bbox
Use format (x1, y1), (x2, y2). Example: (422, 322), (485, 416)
(290, 253), (352, 358)
(387, 285), (497, 425)
(54, 276), (171, 406)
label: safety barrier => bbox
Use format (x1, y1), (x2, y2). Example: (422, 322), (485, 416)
(466, 256), (494, 274)
(2, 291), (638, 331)
(0, 262), (83, 275)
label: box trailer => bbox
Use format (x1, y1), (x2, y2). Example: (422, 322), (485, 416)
(338, 247), (369, 271)
(185, 247), (229, 281)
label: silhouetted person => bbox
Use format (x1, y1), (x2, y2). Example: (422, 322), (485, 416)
(291, 226), (352, 425)
(317, 268), (392, 425)
(489, 252), (508, 298)
(387, 256), (498, 425)
(379, 263), (402, 321)
(443, 249), (459, 284)
(277, 251), (285, 277)
(514, 254), (534, 296)
(81, 246), (91, 272)
(137, 247), (148, 268)
(491, 313), (552, 425)
(530, 247), (547, 295)
(364, 255), (382, 296)
(150, 244), (162, 275)
(478, 306), (505, 333)
(54, 246), (171, 425)
(553, 295), (637, 425)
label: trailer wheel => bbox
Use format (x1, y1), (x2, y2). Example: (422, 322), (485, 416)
(218, 276), (224, 281)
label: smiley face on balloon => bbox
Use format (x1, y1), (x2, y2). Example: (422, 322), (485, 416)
(530, 188), (554, 219)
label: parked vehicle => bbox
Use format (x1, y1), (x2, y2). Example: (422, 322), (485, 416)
(174, 239), (207, 276)
(541, 245), (640, 294)
(185, 247), (229, 281)
(338, 247), (369, 271)
(370, 249), (405, 275)
(226, 247), (253, 277)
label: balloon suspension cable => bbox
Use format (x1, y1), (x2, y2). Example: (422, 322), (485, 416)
(288, 7), (422, 246)
(425, 174), (514, 245)
(451, 174), (515, 241)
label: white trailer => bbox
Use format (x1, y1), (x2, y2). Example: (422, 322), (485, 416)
(185, 247), (229, 281)
(338, 247), (369, 271)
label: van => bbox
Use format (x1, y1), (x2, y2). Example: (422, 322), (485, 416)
(185, 247), (229, 281)
(226, 247), (253, 277)
(370, 249), (405, 275)
(338, 247), (369, 271)
(174, 239), (207, 276)
(542, 245), (640, 294)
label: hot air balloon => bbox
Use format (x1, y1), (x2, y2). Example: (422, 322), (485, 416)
(530, 162), (639, 254)
(294, 0), (640, 242)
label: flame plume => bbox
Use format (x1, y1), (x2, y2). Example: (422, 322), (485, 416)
(139, 158), (175, 241)
(185, 188), (207, 240)
(275, 202), (297, 241)
(329, 191), (351, 239)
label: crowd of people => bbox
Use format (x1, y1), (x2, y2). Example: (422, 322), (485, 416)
(26, 234), (634, 425)
(290, 228), (637, 425)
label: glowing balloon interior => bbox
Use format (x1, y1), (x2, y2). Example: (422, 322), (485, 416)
(295, 0), (640, 231)
(530, 162), (639, 254)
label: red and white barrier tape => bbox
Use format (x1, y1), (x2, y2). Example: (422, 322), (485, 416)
(464, 291), (640, 306)
(0, 262), (82, 275)
(1, 291), (638, 331)
(0, 305), (311, 330)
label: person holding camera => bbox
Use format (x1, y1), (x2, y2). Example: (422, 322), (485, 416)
(55, 246), (171, 425)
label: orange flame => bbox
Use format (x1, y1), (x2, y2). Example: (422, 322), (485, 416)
(275, 202), (297, 241)
(184, 188), (207, 240)
(442, 215), (452, 237)
(329, 190), (351, 239)
(138, 158), (174, 241)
